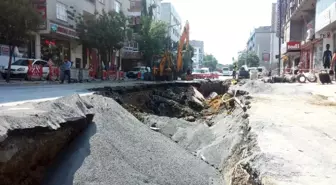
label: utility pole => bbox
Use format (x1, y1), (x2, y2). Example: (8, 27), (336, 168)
(278, 0), (282, 75)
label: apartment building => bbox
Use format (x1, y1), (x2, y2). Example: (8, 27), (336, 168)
(278, 0), (317, 74)
(23, 0), (131, 70)
(189, 40), (204, 68)
(160, 2), (182, 43)
(246, 26), (272, 67)
(270, 3), (279, 70)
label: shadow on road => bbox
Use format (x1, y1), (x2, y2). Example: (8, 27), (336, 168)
(41, 123), (97, 185)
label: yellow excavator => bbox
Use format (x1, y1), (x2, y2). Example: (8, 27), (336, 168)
(152, 21), (193, 81)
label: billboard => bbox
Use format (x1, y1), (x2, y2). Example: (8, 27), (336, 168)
(262, 53), (270, 62)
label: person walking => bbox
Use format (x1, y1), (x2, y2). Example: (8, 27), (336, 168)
(232, 63), (238, 79)
(61, 58), (72, 84)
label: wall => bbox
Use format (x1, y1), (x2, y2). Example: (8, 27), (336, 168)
(289, 20), (304, 41)
(161, 2), (181, 42)
(255, 32), (271, 67)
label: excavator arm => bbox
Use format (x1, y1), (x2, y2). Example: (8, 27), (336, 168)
(177, 21), (189, 72)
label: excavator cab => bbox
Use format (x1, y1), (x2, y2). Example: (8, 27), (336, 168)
(152, 51), (175, 81)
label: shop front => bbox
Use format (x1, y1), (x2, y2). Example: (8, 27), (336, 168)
(282, 41), (301, 75)
(40, 21), (80, 67)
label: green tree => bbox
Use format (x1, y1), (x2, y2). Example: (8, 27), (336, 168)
(136, 16), (168, 66)
(203, 54), (218, 71)
(76, 10), (128, 77)
(237, 51), (260, 67)
(0, 0), (42, 82)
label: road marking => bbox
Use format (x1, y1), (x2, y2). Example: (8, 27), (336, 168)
(0, 92), (94, 107)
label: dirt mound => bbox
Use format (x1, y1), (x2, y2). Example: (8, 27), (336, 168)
(234, 80), (273, 94)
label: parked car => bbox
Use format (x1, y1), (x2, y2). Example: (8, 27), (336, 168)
(222, 67), (232, 76)
(0, 59), (49, 79)
(238, 66), (250, 79)
(126, 66), (150, 78)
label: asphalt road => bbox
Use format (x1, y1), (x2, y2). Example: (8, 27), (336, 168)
(0, 76), (231, 104)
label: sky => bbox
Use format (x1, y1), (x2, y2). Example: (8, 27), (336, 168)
(162, 0), (277, 64)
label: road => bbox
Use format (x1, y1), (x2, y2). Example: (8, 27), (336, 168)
(0, 76), (231, 105)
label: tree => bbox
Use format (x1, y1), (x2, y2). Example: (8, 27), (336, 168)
(76, 10), (128, 77)
(0, 0), (42, 82)
(237, 51), (260, 68)
(203, 54), (218, 71)
(136, 16), (168, 66)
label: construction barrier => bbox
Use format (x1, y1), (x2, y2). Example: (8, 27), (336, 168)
(82, 69), (90, 82)
(107, 70), (124, 80)
(102, 70), (108, 80)
(48, 66), (60, 81)
(27, 64), (43, 80)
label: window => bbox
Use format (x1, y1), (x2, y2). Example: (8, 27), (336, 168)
(56, 2), (67, 22)
(115, 1), (121, 13)
(98, 0), (105, 4)
(12, 59), (29, 66)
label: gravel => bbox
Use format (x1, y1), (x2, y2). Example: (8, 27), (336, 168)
(42, 94), (224, 185)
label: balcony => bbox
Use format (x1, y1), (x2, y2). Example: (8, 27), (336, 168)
(289, 0), (316, 21)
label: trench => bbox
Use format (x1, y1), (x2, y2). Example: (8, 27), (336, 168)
(91, 80), (257, 184)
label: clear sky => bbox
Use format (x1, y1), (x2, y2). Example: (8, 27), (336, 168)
(162, 0), (277, 64)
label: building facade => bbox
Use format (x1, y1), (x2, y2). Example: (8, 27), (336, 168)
(246, 26), (272, 67)
(270, 3), (280, 70)
(160, 2), (182, 43)
(21, 0), (133, 73)
(278, 0), (317, 74)
(189, 40), (204, 68)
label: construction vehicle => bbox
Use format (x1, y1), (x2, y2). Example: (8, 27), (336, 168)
(152, 21), (193, 81)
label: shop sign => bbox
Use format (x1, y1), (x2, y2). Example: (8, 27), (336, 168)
(287, 41), (300, 51)
(50, 23), (79, 39)
(32, 0), (47, 30)
(316, 31), (331, 39)
(122, 51), (142, 59)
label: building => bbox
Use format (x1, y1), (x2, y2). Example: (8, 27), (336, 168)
(246, 26), (272, 67)
(270, 3), (279, 70)
(315, 0), (336, 68)
(161, 2), (182, 43)
(278, 0), (317, 74)
(23, 0), (132, 72)
(189, 40), (204, 68)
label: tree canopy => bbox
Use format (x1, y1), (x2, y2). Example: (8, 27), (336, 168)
(203, 54), (218, 71)
(76, 10), (128, 52)
(136, 16), (168, 66)
(0, 0), (42, 82)
(237, 51), (260, 67)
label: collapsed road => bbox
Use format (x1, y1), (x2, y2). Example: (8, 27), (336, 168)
(1, 80), (335, 185)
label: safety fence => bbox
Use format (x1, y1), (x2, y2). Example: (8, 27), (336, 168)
(13, 64), (126, 83)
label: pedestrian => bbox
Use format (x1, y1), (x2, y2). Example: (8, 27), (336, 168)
(332, 49), (336, 80)
(232, 63), (238, 79)
(61, 58), (72, 84)
(323, 44), (333, 70)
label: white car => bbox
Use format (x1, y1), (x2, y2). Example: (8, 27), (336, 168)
(222, 67), (232, 76)
(1, 59), (50, 79)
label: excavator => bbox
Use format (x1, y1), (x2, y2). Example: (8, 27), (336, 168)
(152, 21), (193, 81)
